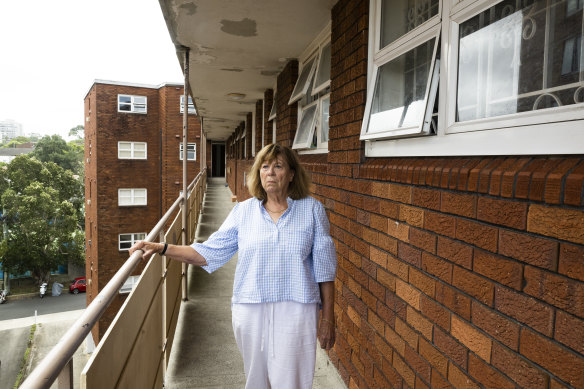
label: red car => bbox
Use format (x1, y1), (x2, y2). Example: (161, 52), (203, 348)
(69, 277), (86, 294)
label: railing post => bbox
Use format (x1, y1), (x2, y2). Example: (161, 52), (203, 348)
(182, 47), (190, 302)
(57, 359), (73, 389)
(160, 229), (167, 387)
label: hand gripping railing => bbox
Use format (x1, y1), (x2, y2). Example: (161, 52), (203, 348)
(19, 170), (206, 389)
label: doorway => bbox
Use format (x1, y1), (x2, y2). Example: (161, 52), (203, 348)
(211, 143), (225, 177)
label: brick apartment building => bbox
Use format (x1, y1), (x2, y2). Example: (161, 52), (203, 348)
(157, 1), (584, 387)
(83, 80), (205, 341)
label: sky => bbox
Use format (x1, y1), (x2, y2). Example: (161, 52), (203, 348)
(0, 0), (184, 140)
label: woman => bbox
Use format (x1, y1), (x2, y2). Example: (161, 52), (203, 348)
(130, 143), (337, 389)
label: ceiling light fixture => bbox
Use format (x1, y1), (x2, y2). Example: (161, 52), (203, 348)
(227, 93), (246, 100)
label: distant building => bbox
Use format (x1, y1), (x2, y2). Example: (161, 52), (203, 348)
(0, 119), (24, 140)
(83, 80), (204, 341)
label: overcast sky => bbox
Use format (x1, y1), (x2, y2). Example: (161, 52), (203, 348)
(0, 0), (184, 140)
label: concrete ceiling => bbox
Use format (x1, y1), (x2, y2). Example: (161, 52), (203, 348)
(159, 0), (336, 141)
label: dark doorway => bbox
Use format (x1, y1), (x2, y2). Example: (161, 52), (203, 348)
(211, 143), (226, 177)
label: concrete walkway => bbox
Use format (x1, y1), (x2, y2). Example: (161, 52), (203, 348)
(165, 177), (345, 388)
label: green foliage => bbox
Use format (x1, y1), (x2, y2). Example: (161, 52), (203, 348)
(1, 136), (32, 149)
(31, 135), (82, 174)
(0, 155), (84, 282)
(68, 125), (84, 138)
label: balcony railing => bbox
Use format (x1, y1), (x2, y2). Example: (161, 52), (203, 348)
(19, 170), (207, 389)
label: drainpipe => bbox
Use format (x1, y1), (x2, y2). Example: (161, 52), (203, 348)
(182, 47), (189, 301)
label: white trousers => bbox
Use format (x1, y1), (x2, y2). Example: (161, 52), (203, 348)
(231, 301), (319, 389)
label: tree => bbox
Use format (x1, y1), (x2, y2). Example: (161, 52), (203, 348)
(31, 135), (82, 174)
(68, 125), (84, 139)
(0, 155), (84, 283)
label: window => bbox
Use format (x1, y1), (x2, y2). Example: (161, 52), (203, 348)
(363, 0), (584, 156)
(118, 94), (147, 113)
(179, 143), (196, 161)
(291, 25), (332, 152)
(269, 90), (277, 121)
(119, 233), (146, 251)
(180, 95), (196, 114)
(118, 188), (147, 206)
(118, 142), (147, 159)
(119, 275), (140, 294)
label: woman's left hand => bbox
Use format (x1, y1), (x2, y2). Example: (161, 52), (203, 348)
(318, 318), (336, 350)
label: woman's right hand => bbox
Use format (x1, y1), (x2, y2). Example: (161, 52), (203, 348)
(129, 240), (163, 261)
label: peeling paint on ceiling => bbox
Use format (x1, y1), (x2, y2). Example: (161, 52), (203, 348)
(220, 68), (244, 72)
(260, 70), (280, 76)
(220, 18), (257, 37)
(179, 2), (197, 15)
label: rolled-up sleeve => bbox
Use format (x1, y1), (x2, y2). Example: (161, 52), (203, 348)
(192, 203), (240, 273)
(312, 201), (337, 282)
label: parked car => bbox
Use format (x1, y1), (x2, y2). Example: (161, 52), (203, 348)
(69, 277), (86, 294)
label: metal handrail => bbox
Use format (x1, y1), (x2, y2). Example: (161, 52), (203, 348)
(19, 170), (205, 389)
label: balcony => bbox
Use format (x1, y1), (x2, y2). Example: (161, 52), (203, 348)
(19, 175), (344, 389)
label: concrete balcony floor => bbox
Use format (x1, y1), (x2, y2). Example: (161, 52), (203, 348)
(165, 177), (345, 388)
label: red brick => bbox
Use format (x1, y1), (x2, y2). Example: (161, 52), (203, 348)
(451, 315), (492, 363)
(398, 242), (421, 268)
(564, 160), (584, 206)
(399, 204), (424, 227)
(430, 368), (452, 389)
(558, 243), (584, 282)
(437, 236), (473, 269)
(471, 301), (520, 351)
(420, 294), (451, 331)
(387, 219), (409, 241)
(467, 159), (493, 192)
(520, 328), (584, 388)
(453, 266), (494, 306)
(377, 301), (396, 328)
(393, 353), (416, 388)
(377, 268), (395, 291)
(490, 157), (532, 197)
(456, 218), (498, 252)
(555, 310), (584, 354)
(413, 187), (440, 211)
(436, 283), (471, 321)
(395, 279), (421, 310)
(385, 324), (406, 356)
(419, 337), (448, 376)
(409, 268), (435, 298)
(492, 342), (548, 389)
(499, 229), (558, 270)
(406, 305), (433, 340)
(425, 211), (456, 238)
(421, 252), (452, 284)
(408, 227), (436, 254)
(544, 158), (581, 204)
(473, 249), (523, 290)
(514, 158), (559, 200)
(405, 343), (431, 383)
(468, 353), (516, 389)
(370, 246), (388, 267)
(387, 254), (409, 282)
(524, 265), (584, 318)
(527, 204), (584, 245)
(440, 192), (477, 218)
(477, 197), (527, 230)
(495, 285), (554, 337)
(379, 200), (399, 219)
(448, 361), (479, 388)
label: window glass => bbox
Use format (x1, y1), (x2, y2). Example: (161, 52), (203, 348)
(293, 104), (318, 148)
(367, 38), (437, 135)
(457, 0), (584, 122)
(381, 0), (439, 48)
(289, 56), (317, 103)
(321, 96), (330, 143)
(313, 42), (331, 92)
(180, 143), (197, 160)
(269, 90), (277, 120)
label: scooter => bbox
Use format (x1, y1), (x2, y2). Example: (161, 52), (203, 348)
(0, 289), (6, 304)
(39, 282), (48, 298)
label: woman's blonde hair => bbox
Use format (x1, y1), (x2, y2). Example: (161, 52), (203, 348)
(247, 144), (311, 201)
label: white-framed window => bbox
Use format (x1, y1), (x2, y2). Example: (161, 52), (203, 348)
(180, 95), (196, 114)
(120, 275), (140, 294)
(291, 24), (332, 152)
(118, 188), (147, 206)
(179, 143), (196, 161)
(252, 109), (257, 157)
(242, 123), (247, 159)
(118, 94), (147, 114)
(119, 233), (146, 251)
(118, 142), (147, 159)
(363, 0), (584, 156)
(269, 89), (277, 121)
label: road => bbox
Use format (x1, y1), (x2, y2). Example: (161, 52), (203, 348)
(0, 291), (86, 321)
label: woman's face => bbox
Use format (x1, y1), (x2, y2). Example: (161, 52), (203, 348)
(259, 155), (294, 198)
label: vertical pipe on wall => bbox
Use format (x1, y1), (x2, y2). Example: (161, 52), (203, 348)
(181, 47), (189, 301)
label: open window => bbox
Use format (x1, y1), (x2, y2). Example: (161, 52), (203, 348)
(289, 56), (318, 104)
(268, 89), (277, 121)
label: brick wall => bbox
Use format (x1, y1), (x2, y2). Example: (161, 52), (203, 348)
(255, 100), (263, 154)
(223, 0), (584, 387)
(264, 89), (274, 145)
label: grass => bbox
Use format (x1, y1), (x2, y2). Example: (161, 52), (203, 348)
(12, 324), (37, 389)
(3, 274), (75, 295)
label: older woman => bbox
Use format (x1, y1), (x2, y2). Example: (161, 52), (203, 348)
(131, 143), (337, 389)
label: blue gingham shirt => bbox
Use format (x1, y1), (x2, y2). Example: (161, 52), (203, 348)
(192, 196), (337, 304)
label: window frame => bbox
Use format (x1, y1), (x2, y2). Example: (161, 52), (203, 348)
(180, 95), (196, 114)
(118, 232), (146, 251)
(179, 143), (197, 161)
(363, 0), (584, 157)
(117, 94), (147, 114)
(118, 141), (147, 160)
(311, 39), (332, 95)
(292, 100), (320, 149)
(118, 188), (147, 206)
(268, 89), (277, 121)
(288, 55), (318, 104)
(119, 275), (140, 294)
